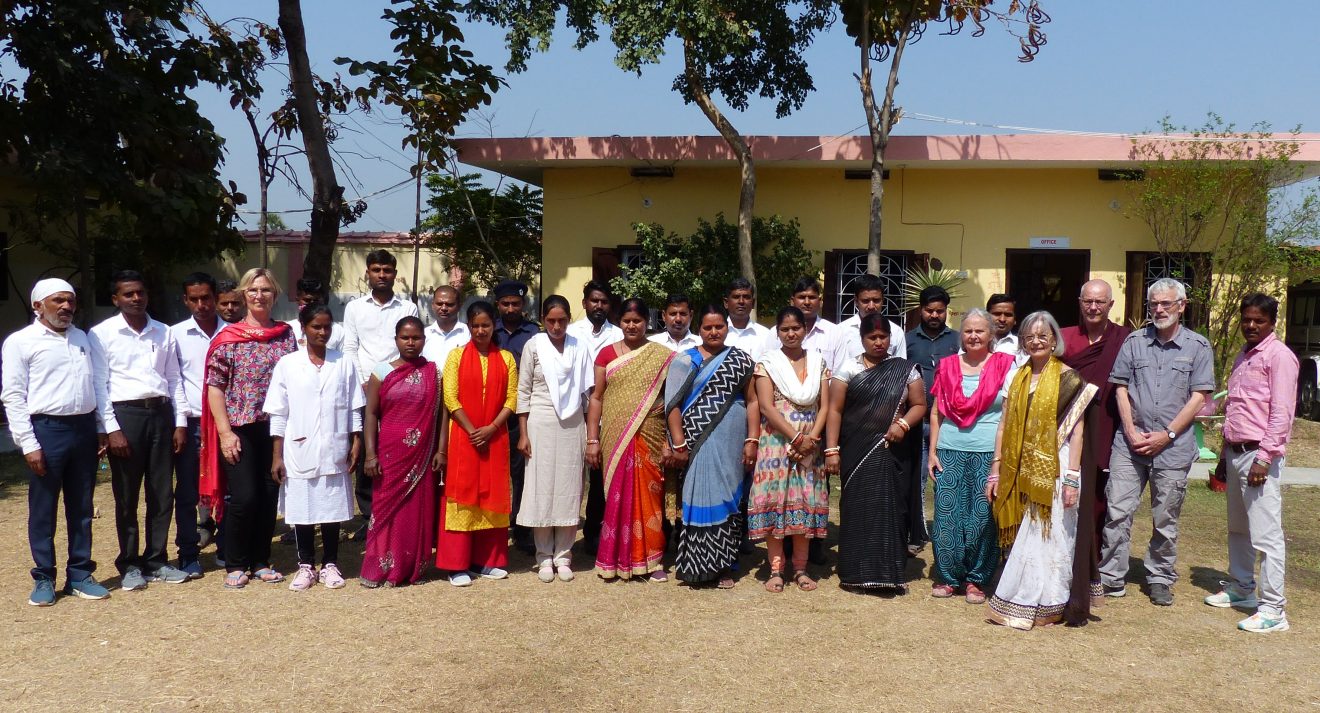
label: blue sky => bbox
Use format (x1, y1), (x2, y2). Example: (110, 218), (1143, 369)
(194, 1), (1320, 232)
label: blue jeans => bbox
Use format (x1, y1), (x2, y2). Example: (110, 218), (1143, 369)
(173, 418), (202, 562)
(28, 413), (98, 582)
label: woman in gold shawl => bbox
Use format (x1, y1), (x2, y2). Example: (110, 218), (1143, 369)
(985, 311), (1097, 630)
(585, 298), (676, 581)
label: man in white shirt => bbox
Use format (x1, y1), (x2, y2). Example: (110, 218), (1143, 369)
(986, 293), (1024, 364)
(568, 280), (623, 556)
(836, 273), (907, 368)
(288, 277), (344, 351)
(648, 293), (701, 352)
(766, 277), (842, 375)
(723, 278), (770, 361)
(90, 270), (190, 590)
(169, 272), (230, 578)
(342, 249), (420, 529)
(421, 284), (470, 365)
(2, 278), (113, 606)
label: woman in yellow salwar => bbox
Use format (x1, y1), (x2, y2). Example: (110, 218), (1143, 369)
(437, 301), (518, 588)
(585, 298), (676, 581)
(986, 311), (1097, 629)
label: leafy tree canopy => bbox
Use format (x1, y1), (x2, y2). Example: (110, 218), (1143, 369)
(611, 214), (816, 316)
(0, 0), (246, 286)
(423, 172), (542, 291)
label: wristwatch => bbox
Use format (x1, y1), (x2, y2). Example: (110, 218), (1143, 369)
(1166, 429), (1177, 441)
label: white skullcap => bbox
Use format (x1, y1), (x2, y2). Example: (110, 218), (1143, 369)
(30, 278), (75, 305)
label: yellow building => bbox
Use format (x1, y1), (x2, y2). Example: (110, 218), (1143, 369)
(454, 133), (1320, 328)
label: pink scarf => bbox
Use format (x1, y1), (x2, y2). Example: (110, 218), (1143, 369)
(931, 351), (1015, 428)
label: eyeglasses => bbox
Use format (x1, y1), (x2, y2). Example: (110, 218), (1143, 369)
(1149, 299), (1184, 311)
(245, 287), (275, 296)
(1023, 335), (1055, 345)
(1080, 299), (1110, 307)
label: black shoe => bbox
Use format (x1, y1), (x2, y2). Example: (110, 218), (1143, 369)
(1149, 583), (1173, 606)
(1102, 584), (1127, 598)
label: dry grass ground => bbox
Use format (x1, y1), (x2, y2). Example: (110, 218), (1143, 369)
(0, 455), (1318, 712)
(1202, 418), (1320, 467)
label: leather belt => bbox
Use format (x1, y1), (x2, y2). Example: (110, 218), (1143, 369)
(1224, 440), (1260, 454)
(113, 396), (170, 409)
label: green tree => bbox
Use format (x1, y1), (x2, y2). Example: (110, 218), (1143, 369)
(423, 172), (542, 291)
(610, 214), (815, 316)
(465, 0), (830, 297)
(840, 0), (1049, 274)
(0, 0), (246, 321)
(1128, 115), (1320, 384)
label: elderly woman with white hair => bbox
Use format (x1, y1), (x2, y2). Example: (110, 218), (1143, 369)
(927, 308), (1018, 603)
(985, 311), (1098, 630)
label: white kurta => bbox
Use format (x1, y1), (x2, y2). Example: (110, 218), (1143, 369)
(264, 347), (365, 525)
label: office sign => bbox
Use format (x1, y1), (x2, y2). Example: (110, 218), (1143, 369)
(1029, 236), (1070, 249)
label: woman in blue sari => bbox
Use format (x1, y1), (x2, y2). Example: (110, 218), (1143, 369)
(665, 305), (760, 588)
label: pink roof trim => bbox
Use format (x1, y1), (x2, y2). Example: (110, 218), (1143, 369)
(453, 133), (1320, 166)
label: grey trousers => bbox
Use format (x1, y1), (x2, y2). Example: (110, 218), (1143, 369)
(1225, 447), (1287, 616)
(1099, 442), (1190, 587)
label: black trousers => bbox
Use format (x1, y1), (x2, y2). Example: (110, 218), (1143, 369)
(508, 418), (529, 542)
(174, 418), (203, 561)
(221, 421), (279, 572)
(108, 401), (176, 574)
(583, 465), (605, 546)
(28, 413), (98, 582)
(294, 523), (340, 566)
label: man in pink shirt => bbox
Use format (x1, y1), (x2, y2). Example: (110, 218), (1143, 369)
(1206, 293), (1298, 633)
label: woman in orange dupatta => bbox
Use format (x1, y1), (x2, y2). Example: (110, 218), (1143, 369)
(436, 301), (519, 587)
(585, 298), (676, 581)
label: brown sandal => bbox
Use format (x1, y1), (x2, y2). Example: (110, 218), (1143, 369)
(793, 570), (817, 591)
(764, 570), (784, 593)
(717, 574), (736, 590)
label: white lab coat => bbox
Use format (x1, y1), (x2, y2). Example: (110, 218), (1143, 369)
(264, 347), (365, 479)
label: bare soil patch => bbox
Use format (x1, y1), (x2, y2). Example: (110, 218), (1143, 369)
(0, 456), (1317, 711)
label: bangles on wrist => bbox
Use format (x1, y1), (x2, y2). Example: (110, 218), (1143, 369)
(586, 438), (600, 445)
(744, 437), (758, 445)
(823, 446), (840, 456)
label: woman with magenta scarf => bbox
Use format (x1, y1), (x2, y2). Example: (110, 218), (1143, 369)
(927, 309), (1016, 604)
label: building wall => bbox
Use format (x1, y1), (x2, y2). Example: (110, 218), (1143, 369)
(542, 164), (1157, 320)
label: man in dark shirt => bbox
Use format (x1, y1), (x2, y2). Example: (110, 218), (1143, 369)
(493, 279), (539, 554)
(900, 286), (959, 553)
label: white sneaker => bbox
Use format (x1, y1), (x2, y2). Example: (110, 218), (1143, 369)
(1204, 584), (1259, 610)
(474, 567), (508, 580)
(1238, 612), (1289, 633)
(537, 566), (555, 583)
(557, 565), (575, 582)
(448, 571), (473, 587)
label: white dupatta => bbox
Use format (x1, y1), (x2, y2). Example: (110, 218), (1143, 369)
(534, 332), (594, 420)
(759, 348), (824, 407)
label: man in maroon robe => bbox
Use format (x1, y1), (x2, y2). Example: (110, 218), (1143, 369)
(1060, 279), (1132, 624)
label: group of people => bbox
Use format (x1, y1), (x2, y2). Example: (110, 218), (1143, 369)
(3, 254), (1299, 634)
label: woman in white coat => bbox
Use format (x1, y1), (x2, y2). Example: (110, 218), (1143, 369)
(515, 295), (595, 583)
(265, 304), (365, 591)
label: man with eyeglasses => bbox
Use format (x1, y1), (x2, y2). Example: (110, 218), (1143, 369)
(1100, 278), (1214, 607)
(1060, 279), (1132, 607)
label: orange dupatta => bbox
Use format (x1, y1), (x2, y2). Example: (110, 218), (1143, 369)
(445, 341), (511, 514)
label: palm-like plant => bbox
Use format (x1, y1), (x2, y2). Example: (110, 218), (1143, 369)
(901, 265), (967, 307)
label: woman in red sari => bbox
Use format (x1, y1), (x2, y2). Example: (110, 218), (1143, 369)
(437, 301), (518, 587)
(361, 317), (444, 587)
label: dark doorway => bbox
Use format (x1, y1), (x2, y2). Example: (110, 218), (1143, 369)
(1005, 249), (1091, 328)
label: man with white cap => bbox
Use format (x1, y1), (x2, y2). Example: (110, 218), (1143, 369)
(2, 278), (112, 605)
(90, 269), (189, 590)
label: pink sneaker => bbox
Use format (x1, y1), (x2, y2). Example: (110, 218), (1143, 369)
(288, 564), (317, 592)
(319, 563), (346, 589)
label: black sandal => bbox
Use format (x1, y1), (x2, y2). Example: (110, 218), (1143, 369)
(793, 570), (818, 591)
(764, 570), (784, 593)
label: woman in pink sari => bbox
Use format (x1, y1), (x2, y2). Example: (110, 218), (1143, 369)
(361, 317), (445, 587)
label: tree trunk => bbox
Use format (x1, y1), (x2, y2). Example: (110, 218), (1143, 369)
(75, 200), (92, 330)
(278, 0), (340, 287)
(859, 9), (910, 276)
(683, 36), (756, 296)
(244, 107), (270, 269)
